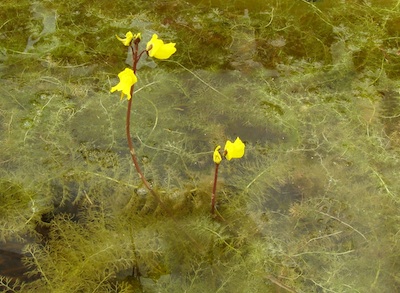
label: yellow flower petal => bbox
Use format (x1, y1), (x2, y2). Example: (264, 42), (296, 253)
(213, 146), (222, 164)
(116, 31), (134, 46)
(110, 68), (137, 100)
(146, 34), (177, 60)
(146, 34), (162, 55)
(224, 137), (245, 160)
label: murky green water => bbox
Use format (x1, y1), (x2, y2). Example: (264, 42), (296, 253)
(1, 0), (400, 292)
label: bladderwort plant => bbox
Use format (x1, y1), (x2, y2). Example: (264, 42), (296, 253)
(110, 31), (176, 204)
(110, 32), (246, 217)
(212, 137), (245, 216)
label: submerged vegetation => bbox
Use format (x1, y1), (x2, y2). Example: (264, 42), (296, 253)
(1, 0), (400, 292)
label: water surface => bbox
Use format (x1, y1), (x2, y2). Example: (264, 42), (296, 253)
(1, 0), (400, 292)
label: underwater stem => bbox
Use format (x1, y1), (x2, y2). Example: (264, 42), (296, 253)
(125, 98), (151, 190)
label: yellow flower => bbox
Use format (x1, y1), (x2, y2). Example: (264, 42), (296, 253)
(146, 34), (177, 59)
(213, 146), (222, 164)
(224, 137), (245, 160)
(110, 68), (137, 100)
(116, 31), (139, 46)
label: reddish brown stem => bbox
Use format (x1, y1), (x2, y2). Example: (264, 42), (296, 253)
(125, 39), (162, 204)
(211, 162), (220, 215)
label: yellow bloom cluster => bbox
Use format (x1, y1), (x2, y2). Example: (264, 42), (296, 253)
(213, 137), (245, 164)
(115, 31), (176, 59)
(111, 32), (177, 100)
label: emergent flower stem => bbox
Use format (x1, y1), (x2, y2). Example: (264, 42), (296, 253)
(211, 162), (220, 215)
(125, 40), (162, 204)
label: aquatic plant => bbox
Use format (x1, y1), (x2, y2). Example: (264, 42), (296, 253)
(110, 31), (176, 203)
(1, 0), (400, 292)
(211, 137), (245, 215)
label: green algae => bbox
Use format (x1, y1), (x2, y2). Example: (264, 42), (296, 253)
(1, 0), (400, 292)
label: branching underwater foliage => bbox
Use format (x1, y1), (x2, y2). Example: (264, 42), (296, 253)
(1, 0), (400, 292)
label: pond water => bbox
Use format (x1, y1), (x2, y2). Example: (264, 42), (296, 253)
(1, 0), (400, 292)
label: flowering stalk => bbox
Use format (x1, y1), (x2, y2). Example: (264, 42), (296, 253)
(211, 158), (221, 215)
(111, 32), (176, 200)
(126, 36), (154, 196)
(211, 138), (245, 216)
